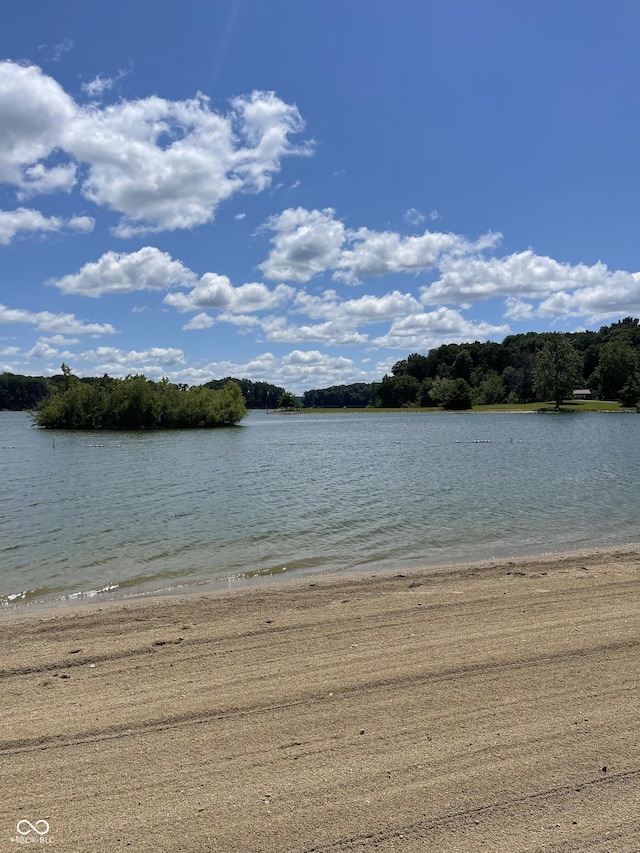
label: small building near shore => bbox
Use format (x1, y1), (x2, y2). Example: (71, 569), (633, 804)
(572, 389), (592, 399)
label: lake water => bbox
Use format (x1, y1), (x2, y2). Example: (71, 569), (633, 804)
(1, 409), (639, 609)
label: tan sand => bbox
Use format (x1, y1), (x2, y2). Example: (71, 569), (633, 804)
(1, 547), (639, 852)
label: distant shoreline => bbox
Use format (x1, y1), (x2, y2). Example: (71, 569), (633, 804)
(273, 403), (634, 414)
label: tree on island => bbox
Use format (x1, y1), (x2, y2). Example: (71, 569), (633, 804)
(533, 334), (582, 410)
(33, 366), (247, 429)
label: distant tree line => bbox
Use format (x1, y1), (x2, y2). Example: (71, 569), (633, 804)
(302, 317), (640, 410)
(203, 377), (287, 409)
(32, 367), (247, 429)
(0, 373), (52, 410)
(302, 382), (379, 408)
(4, 317), (640, 417)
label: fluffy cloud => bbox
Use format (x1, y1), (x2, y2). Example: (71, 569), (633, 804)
(536, 271), (640, 321)
(259, 208), (346, 282)
(260, 316), (369, 346)
(67, 215), (95, 232)
(418, 250), (640, 324)
(336, 227), (499, 284)
(0, 207), (93, 245)
(294, 289), (423, 323)
(40, 334), (80, 345)
(504, 297), (535, 322)
(257, 288), (504, 348)
(27, 340), (66, 360)
(421, 250), (611, 305)
(0, 303), (116, 335)
(259, 207), (500, 283)
(17, 163), (77, 198)
(51, 247), (296, 320)
(164, 274), (294, 313)
(52, 247), (195, 296)
(371, 307), (510, 350)
(183, 312), (215, 330)
(0, 62), (312, 234)
(73, 345), (186, 378)
(174, 349), (371, 393)
(0, 62), (74, 186)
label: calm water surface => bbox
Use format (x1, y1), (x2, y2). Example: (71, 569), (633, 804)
(1, 409), (639, 608)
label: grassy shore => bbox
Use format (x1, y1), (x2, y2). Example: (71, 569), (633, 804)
(283, 399), (634, 414)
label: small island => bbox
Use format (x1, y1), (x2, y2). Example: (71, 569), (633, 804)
(32, 365), (247, 429)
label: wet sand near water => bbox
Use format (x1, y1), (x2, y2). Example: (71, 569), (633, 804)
(1, 547), (639, 852)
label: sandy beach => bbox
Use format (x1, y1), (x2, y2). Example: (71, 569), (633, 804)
(1, 548), (639, 852)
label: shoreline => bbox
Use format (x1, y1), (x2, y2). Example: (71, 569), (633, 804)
(1, 544), (639, 851)
(3, 540), (640, 620)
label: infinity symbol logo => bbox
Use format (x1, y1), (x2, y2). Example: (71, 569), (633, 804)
(16, 820), (50, 836)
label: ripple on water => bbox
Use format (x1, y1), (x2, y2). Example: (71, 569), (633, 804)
(1, 410), (639, 606)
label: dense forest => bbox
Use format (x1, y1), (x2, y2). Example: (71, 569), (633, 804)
(303, 318), (640, 409)
(2, 317), (640, 418)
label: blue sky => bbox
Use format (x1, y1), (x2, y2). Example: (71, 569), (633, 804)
(1, 1), (638, 393)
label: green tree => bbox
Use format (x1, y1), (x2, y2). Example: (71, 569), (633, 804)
(473, 372), (506, 405)
(533, 334), (582, 409)
(417, 377), (436, 407)
(430, 377), (472, 410)
(590, 341), (639, 400)
(619, 376), (640, 408)
(452, 349), (473, 382)
(278, 391), (299, 410)
(376, 374), (419, 407)
(33, 370), (246, 429)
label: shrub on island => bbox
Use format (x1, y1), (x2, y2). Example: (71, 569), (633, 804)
(32, 369), (247, 429)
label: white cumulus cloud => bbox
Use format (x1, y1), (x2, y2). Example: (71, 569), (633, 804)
(372, 307), (510, 350)
(17, 162), (77, 198)
(165, 274), (294, 314)
(71, 345), (186, 378)
(259, 207), (500, 284)
(259, 208), (346, 282)
(169, 350), (373, 394)
(0, 303), (116, 335)
(0, 62), (75, 187)
(51, 246), (195, 296)
(260, 316), (369, 346)
(421, 250), (611, 304)
(0, 62), (312, 234)
(183, 312), (215, 330)
(418, 250), (640, 324)
(0, 207), (96, 244)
